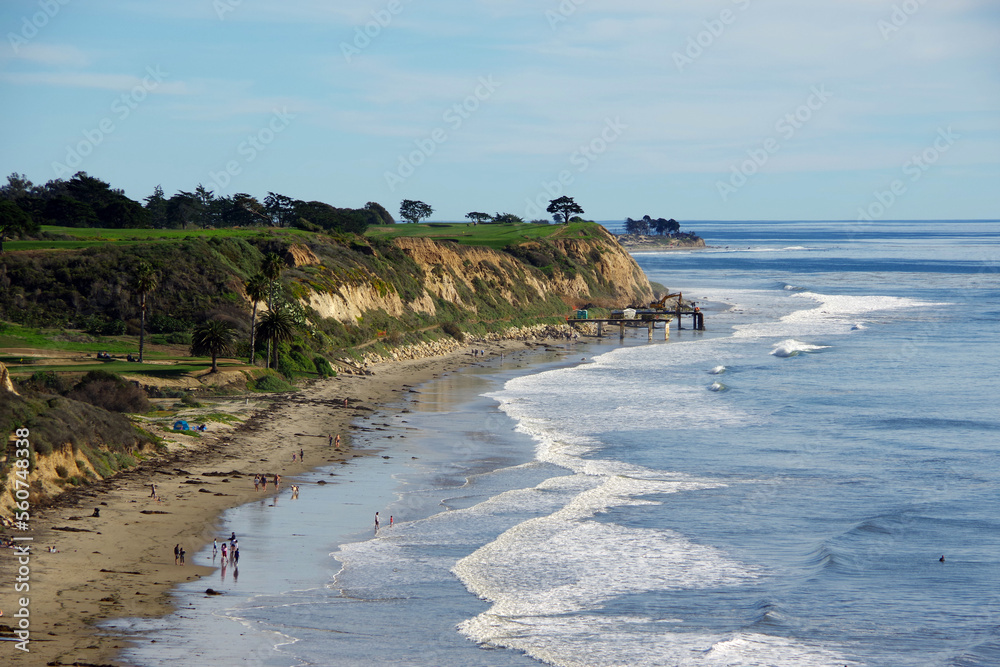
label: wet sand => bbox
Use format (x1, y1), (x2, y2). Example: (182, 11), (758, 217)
(6, 340), (546, 667)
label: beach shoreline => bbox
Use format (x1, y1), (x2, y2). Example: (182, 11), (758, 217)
(4, 337), (555, 667)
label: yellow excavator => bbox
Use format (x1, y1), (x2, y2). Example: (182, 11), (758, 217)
(649, 292), (682, 310)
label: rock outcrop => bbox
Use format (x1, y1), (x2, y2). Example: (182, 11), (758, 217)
(298, 226), (652, 324)
(285, 243), (321, 267)
(1, 361), (17, 395)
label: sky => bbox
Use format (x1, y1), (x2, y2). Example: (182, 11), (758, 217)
(1, 0), (998, 222)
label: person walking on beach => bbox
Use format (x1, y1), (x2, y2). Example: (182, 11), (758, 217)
(389, 515), (393, 528)
(174, 544), (180, 565)
(300, 447), (304, 462)
(149, 483), (156, 498)
(221, 542), (227, 562)
(335, 434), (341, 449)
(179, 547), (186, 565)
(261, 474), (267, 491)
(233, 548), (240, 566)
(254, 474), (260, 491)
(274, 473), (280, 489)
(374, 512), (380, 532)
(212, 539), (218, 558)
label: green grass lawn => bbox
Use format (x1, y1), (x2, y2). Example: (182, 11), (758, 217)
(7, 226), (311, 251)
(0, 323), (178, 355)
(4, 361), (231, 376)
(365, 221), (605, 250)
(0, 323), (248, 377)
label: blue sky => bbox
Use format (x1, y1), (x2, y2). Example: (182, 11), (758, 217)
(1, 0), (998, 222)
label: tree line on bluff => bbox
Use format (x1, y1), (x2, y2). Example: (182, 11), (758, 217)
(0, 171), (396, 241)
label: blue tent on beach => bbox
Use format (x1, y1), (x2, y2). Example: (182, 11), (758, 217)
(173, 420), (190, 431)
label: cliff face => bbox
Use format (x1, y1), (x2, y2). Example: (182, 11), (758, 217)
(299, 227), (652, 323)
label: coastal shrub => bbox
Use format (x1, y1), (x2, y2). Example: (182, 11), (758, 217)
(101, 319), (127, 336)
(22, 371), (71, 394)
(248, 372), (295, 393)
(442, 322), (464, 341)
(313, 355), (335, 378)
(165, 331), (192, 345)
(55, 464), (68, 478)
(114, 452), (137, 468)
(180, 394), (203, 408)
(67, 370), (151, 413)
(147, 314), (189, 334)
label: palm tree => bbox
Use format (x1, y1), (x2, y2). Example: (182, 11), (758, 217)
(256, 306), (296, 371)
(260, 252), (285, 364)
(134, 261), (157, 363)
(261, 252), (284, 306)
(244, 273), (268, 364)
(190, 319), (237, 373)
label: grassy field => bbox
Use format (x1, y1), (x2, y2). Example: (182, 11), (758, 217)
(365, 221), (605, 250)
(0, 323), (247, 377)
(2, 360), (235, 376)
(6, 226), (311, 251)
(7, 221), (603, 252)
(0, 323), (181, 355)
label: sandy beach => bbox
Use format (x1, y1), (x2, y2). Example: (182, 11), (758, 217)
(3, 338), (551, 667)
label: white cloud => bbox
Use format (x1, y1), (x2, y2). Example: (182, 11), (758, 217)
(0, 43), (92, 67)
(0, 70), (190, 95)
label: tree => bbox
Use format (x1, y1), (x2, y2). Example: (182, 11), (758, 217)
(256, 305), (296, 370)
(261, 252), (285, 308)
(492, 212), (524, 224)
(399, 199), (433, 224)
(219, 193), (267, 226)
(260, 252), (285, 365)
(365, 201), (395, 225)
(190, 319), (237, 373)
(292, 200), (374, 234)
(0, 199), (38, 252)
(0, 173), (34, 201)
(194, 184), (218, 228)
(144, 185), (169, 228)
(245, 273), (269, 365)
(166, 191), (198, 229)
(133, 261), (158, 363)
(546, 196), (583, 225)
(465, 211), (491, 225)
(264, 192), (296, 227)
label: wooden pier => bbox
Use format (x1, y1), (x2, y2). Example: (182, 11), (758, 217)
(567, 307), (704, 340)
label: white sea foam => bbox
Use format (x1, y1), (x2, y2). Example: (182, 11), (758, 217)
(732, 290), (938, 340)
(453, 473), (750, 615)
(709, 381), (727, 391)
(709, 365), (727, 374)
(459, 615), (854, 667)
(770, 339), (830, 358)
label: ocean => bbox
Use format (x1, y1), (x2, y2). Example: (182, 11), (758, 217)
(113, 220), (1000, 666)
